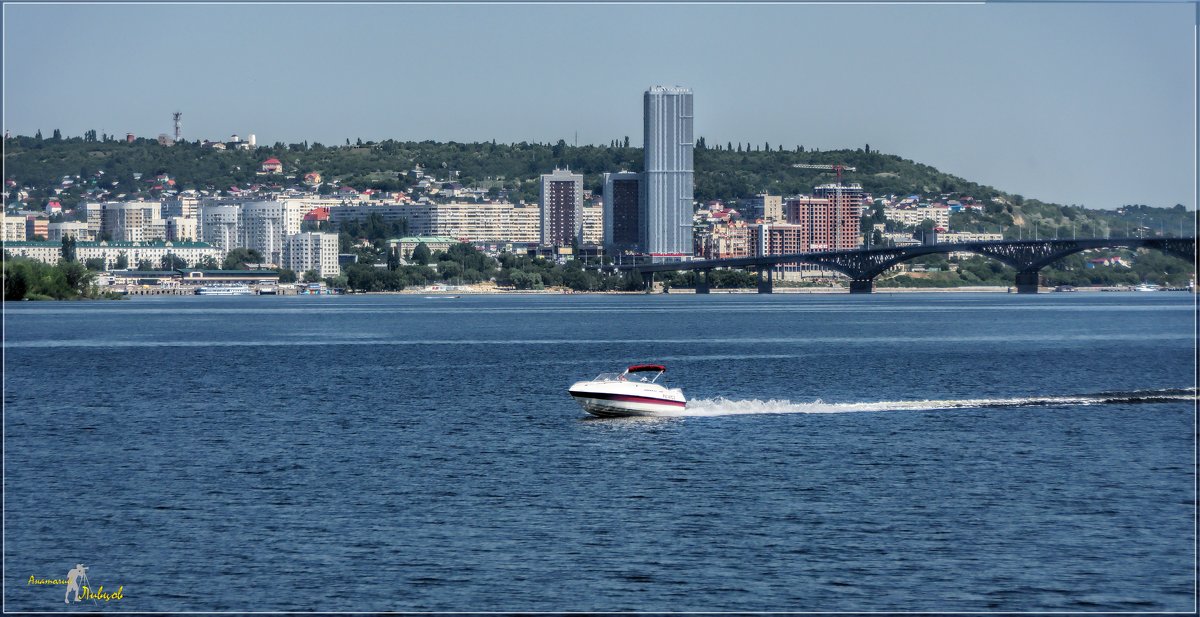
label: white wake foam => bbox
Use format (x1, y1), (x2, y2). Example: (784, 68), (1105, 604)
(678, 390), (1196, 417)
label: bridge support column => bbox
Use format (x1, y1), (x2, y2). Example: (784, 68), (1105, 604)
(643, 271), (654, 293)
(849, 279), (873, 294)
(756, 266), (773, 294)
(1015, 271), (1040, 294)
(695, 269), (711, 294)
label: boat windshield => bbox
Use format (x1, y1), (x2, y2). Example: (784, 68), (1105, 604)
(593, 372), (624, 382)
(623, 369), (664, 383)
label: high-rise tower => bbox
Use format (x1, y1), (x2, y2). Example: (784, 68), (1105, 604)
(602, 171), (640, 251)
(641, 86), (694, 259)
(539, 168), (583, 246)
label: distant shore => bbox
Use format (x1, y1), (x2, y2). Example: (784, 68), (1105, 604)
(380, 285), (1194, 295)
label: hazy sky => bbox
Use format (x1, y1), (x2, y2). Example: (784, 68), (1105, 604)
(3, 2), (1195, 209)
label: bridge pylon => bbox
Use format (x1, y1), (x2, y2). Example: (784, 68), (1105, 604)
(756, 266), (773, 294)
(1015, 271), (1040, 294)
(849, 279), (873, 294)
(695, 269), (711, 294)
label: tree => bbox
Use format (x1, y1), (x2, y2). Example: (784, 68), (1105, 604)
(277, 268), (297, 283)
(198, 255), (219, 270)
(411, 242), (431, 265)
(115, 251), (129, 269)
(223, 248), (263, 270)
(387, 247), (400, 271)
(61, 236), (77, 262)
(302, 269), (321, 282)
(84, 257), (106, 271)
(161, 253), (188, 270)
(136, 259), (156, 271)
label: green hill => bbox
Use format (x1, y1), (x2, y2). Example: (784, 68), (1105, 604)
(3, 133), (1194, 241)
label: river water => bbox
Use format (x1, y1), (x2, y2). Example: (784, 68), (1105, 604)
(3, 292), (1195, 611)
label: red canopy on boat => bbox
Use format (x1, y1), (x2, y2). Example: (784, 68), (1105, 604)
(627, 364), (666, 373)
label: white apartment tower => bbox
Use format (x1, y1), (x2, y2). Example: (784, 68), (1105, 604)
(285, 232), (340, 278)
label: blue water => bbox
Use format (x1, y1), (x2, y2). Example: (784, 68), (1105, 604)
(3, 292), (1195, 611)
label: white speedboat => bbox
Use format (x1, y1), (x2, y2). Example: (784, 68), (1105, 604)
(1133, 283), (1160, 292)
(568, 364), (686, 417)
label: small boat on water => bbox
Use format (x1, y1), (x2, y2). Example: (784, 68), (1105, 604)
(568, 364), (686, 417)
(194, 284), (253, 296)
(1133, 283), (1161, 292)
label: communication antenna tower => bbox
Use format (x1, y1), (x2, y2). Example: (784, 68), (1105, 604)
(173, 111), (182, 141)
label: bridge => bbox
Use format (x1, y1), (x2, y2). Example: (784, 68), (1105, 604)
(618, 237), (1197, 294)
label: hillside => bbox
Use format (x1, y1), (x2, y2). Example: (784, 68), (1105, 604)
(3, 133), (1194, 241)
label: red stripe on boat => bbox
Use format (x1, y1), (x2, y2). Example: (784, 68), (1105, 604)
(569, 391), (686, 407)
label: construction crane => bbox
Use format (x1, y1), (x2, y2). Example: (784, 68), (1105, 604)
(791, 163), (856, 186)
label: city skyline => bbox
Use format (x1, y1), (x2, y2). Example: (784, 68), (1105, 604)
(2, 2), (1195, 211)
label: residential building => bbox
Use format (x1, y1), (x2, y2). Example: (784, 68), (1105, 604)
(163, 196), (200, 219)
(387, 236), (458, 260)
(0, 240), (60, 263)
(167, 216), (199, 242)
(749, 224), (811, 256)
(582, 204), (603, 246)
(642, 85), (694, 259)
(883, 205), (950, 231)
(83, 202), (104, 238)
(784, 184), (864, 251)
(47, 221), (91, 242)
(5, 240), (220, 269)
(539, 168), (583, 246)
(4, 215), (28, 241)
(742, 194), (784, 223)
(284, 232), (340, 278)
(602, 171), (640, 251)
(99, 201), (164, 242)
(199, 204), (241, 253)
(697, 221), (753, 259)
(327, 204), (415, 229)
(260, 158), (283, 173)
(240, 200), (307, 264)
(25, 216), (49, 240)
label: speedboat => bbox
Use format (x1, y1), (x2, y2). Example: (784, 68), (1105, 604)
(1133, 283), (1160, 292)
(568, 364), (686, 417)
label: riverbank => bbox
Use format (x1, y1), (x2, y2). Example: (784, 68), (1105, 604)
(380, 283), (1196, 295)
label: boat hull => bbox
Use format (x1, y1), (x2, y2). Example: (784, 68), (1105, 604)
(568, 381), (686, 417)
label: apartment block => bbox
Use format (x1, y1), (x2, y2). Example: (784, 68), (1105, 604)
(4, 215), (28, 241)
(602, 171), (640, 251)
(47, 221), (91, 242)
(284, 232), (340, 278)
(784, 184), (865, 251)
(540, 168), (583, 246)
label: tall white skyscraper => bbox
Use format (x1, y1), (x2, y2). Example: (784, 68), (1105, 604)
(642, 85), (694, 259)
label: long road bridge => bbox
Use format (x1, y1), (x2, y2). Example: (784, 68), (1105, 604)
(617, 237), (1196, 294)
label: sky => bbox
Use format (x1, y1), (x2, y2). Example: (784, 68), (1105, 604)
(3, 1), (1195, 210)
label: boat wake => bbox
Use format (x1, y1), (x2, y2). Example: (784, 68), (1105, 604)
(677, 388), (1197, 417)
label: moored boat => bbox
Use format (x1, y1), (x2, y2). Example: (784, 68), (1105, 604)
(568, 364), (686, 417)
(194, 284), (253, 296)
